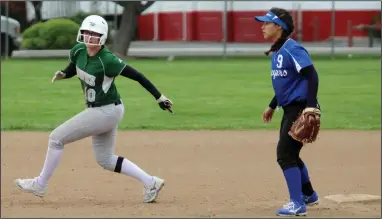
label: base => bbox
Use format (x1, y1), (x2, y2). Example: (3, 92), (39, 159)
(324, 194), (381, 204)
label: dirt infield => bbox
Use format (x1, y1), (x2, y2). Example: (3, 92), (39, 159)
(1, 130), (381, 218)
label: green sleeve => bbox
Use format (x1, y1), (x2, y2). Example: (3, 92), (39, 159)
(104, 54), (127, 77)
(69, 43), (85, 64)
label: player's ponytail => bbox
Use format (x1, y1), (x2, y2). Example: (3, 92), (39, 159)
(264, 8), (295, 56)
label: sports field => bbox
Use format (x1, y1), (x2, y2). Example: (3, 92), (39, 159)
(1, 57), (381, 217)
(2, 57), (380, 130)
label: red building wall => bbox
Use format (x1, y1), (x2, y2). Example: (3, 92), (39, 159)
(138, 10), (380, 42)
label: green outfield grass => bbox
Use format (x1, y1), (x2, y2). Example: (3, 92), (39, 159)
(1, 57), (380, 131)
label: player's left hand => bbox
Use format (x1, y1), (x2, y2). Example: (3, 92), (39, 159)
(288, 107), (321, 144)
(51, 71), (66, 83)
(157, 94), (173, 113)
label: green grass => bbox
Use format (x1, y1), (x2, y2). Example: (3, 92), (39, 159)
(1, 57), (380, 131)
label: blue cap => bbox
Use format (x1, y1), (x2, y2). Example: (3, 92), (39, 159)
(254, 11), (288, 31)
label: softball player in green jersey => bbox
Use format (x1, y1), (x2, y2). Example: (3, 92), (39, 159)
(15, 15), (173, 203)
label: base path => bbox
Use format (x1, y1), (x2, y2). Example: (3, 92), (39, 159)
(1, 130), (380, 218)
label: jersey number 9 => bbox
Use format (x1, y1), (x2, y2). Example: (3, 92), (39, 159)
(276, 54), (283, 68)
(86, 88), (96, 102)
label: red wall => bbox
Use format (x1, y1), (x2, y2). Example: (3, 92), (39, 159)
(138, 10), (380, 42)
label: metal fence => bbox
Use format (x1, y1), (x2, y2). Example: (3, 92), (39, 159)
(1, 0), (380, 58)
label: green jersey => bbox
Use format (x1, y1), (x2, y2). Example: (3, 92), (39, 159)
(69, 43), (127, 106)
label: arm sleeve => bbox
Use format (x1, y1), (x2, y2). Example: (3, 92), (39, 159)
(104, 55), (127, 77)
(285, 46), (313, 73)
(120, 65), (162, 100)
(62, 62), (77, 78)
(300, 65), (319, 108)
(268, 95), (277, 109)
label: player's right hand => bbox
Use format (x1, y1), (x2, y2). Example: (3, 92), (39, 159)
(262, 107), (275, 123)
(51, 71), (66, 83)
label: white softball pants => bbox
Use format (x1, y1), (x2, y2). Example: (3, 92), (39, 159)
(49, 102), (124, 171)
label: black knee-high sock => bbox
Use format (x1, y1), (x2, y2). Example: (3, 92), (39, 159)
(300, 163), (314, 196)
(302, 181), (314, 196)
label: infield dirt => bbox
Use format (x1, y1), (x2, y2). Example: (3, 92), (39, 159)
(1, 130), (380, 217)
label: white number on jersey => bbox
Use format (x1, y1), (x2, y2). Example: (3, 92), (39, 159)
(276, 54), (283, 68)
(86, 88), (96, 102)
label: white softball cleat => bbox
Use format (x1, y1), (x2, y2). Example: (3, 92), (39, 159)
(15, 177), (47, 197)
(143, 176), (165, 203)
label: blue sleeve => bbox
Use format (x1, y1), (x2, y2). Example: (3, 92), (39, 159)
(285, 46), (312, 73)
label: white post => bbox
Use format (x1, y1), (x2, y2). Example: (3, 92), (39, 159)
(113, 2), (118, 50)
(182, 10), (187, 41)
(153, 3), (159, 41)
(297, 3), (302, 42)
(5, 0), (9, 59)
(222, 0), (228, 58)
(330, 0), (335, 59)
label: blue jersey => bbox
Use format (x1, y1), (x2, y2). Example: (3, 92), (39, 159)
(270, 38), (313, 107)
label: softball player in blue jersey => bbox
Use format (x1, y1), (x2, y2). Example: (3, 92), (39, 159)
(254, 8), (321, 216)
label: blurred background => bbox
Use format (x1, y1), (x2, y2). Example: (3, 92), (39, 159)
(0, 0), (380, 58)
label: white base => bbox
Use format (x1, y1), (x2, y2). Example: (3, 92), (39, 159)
(324, 194), (381, 204)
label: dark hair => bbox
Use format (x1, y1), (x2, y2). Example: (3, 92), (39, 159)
(264, 7), (295, 56)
